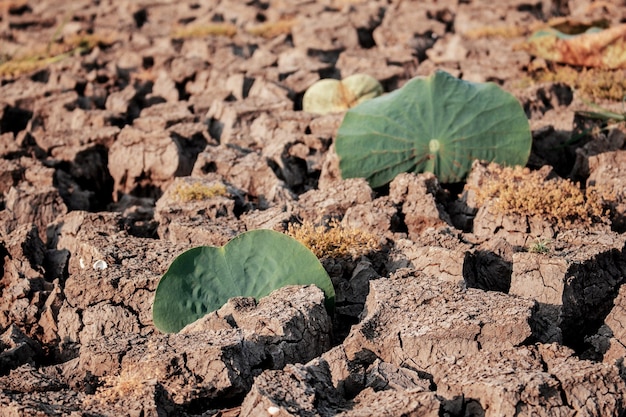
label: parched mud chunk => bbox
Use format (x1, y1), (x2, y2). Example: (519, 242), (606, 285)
(318, 144), (342, 189)
(330, 258), (380, 326)
(240, 361), (349, 417)
(295, 178), (373, 224)
(252, 111), (329, 191)
(587, 148), (626, 231)
(0, 388), (88, 417)
(386, 228), (470, 282)
(64, 285), (331, 410)
(389, 172), (453, 239)
(459, 36), (531, 83)
(154, 176), (244, 246)
(156, 214), (244, 247)
(511, 251), (568, 334)
(335, 49), (409, 84)
(434, 343), (626, 417)
(47, 211), (125, 272)
(363, 359), (432, 393)
(0, 363), (64, 393)
(373, 1), (448, 50)
(538, 343), (626, 415)
(108, 125), (207, 199)
(80, 331), (252, 405)
(0, 159), (25, 194)
(241, 205), (295, 231)
(472, 190), (556, 247)
(342, 197), (399, 241)
(0, 224), (58, 350)
(182, 285), (333, 368)
(206, 97), (292, 148)
(0, 325), (42, 375)
(338, 387), (440, 417)
(79, 302), (141, 347)
(192, 145), (294, 207)
(49, 137), (118, 211)
(151, 69), (179, 102)
(308, 114), (344, 141)
(35, 124), (119, 158)
(48, 211), (182, 277)
(571, 122), (625, 180)
(511, 230), (626, 349)
(1, 223), (45, 280)
(2, 185), (67, 241)
(134, 101), (195, 130)
(240, 354), (439, 417)
(105, 84), (142, 117)
(600, 283), (626, 365)
(48, 211), (189, 359)
(277, 49), (330, 75)
(26, 92), (81, 138)
(319, 345), (371, 399)
(59, 273), (150, 354)
(343, 270), (547, 374)
(187, 68), (237, 113)
(291, 11), (359, 51)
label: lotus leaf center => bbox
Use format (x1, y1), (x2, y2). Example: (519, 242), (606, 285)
(429, 139), (440, 153)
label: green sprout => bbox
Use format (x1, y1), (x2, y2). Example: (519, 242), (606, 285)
(528, 238), (552, 254)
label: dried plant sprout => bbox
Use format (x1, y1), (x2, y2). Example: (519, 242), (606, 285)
(87, 360), (166, 406)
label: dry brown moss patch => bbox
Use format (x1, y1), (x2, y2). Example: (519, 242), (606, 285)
(527, 65), (626, 102)
(173, 181), (228, 202)
(287, 219), (380, 259)
(471, 163), (613, 228)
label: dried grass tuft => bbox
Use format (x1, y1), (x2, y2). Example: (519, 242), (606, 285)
(171, 23), (237, 39)
(173, 182), (228, 202)
(287, 219), (381, 259)
(246, 18), (297, 38)
(529, 65), (626, 101)
(470, 163), (614, 228)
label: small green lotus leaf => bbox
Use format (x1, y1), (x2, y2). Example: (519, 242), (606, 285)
(152, 230), (334, 333)
(303, 79), (346, 114)
(303, 74), (383, 115)
(335, 70), (532, 187)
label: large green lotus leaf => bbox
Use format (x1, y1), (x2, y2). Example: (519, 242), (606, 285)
(335, 70), (532, 187)
(152, 230), (334, 333)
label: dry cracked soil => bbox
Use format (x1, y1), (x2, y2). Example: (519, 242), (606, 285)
(3, 0), (626, 416)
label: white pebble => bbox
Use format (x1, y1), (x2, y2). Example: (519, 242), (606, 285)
(267, 406), (280, 415)
(93, 260), (108, 271)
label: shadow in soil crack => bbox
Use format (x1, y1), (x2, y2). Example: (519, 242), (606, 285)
(561, 247), (626, 356)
